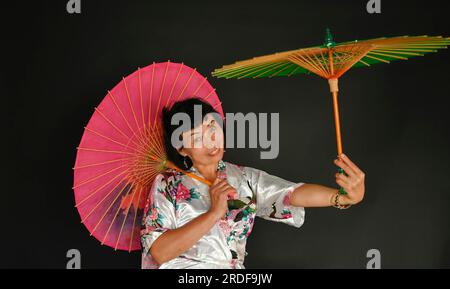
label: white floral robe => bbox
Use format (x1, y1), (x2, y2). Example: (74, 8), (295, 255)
(141, 160), (305, 269)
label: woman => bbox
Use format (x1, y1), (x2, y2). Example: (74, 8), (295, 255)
(141, 98), (365, 269)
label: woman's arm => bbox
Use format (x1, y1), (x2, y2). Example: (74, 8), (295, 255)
(290, 154), (365, 208)
(150, 211), (219, 265)
(150, 178), (236, 265)
(289, 184), (340, 207)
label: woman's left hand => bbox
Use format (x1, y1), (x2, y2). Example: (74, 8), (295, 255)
(333, 153), (365, 205)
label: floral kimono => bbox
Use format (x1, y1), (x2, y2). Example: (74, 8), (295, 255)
(140, 160), (305, 269)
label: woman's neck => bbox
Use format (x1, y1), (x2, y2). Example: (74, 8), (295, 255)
(194, 161), (218, 183)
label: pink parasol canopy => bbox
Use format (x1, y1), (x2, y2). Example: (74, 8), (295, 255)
(73, 61), (224, 251)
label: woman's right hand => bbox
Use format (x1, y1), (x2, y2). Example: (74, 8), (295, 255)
(150, 178), (236, 265)
(208, 178), (236, 221)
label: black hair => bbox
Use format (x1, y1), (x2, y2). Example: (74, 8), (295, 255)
(162, 97), (222, 170)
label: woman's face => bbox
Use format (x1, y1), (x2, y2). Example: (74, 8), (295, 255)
(178, 113), (224, 167)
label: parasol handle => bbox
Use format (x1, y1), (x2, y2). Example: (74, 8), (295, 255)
(328, 78), (342, 156)
(184, 171), (213, 186)
(164, 159), (213, 186)
(328, 78), (348, 195)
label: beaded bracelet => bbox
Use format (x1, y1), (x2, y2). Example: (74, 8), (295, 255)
(332, 192), (352, 210)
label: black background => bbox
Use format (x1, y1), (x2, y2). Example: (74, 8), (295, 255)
(3, 0), (450, 268)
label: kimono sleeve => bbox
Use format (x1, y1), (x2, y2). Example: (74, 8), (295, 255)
(140, 174), (177, 268)
(244, 166), (305, 228)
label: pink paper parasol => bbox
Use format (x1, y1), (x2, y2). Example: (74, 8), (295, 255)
(73, 61), (224, 251)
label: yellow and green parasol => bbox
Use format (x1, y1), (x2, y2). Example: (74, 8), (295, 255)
(212, 29), (450, 194)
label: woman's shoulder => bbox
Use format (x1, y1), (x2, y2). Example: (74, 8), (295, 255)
(223, 161), (262, 183)
(147, 170), (181, 207)
(152, 169), (183, 189)
(223, 161), (245, 173)
(224, 161), (261, 175)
